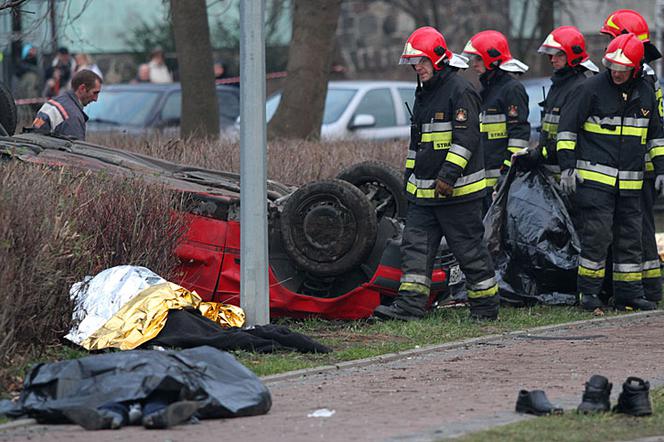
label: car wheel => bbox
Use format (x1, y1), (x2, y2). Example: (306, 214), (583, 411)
(0, 82), (17, 136)
(336, 161), (407, 220)
(280, 179), (377, 276)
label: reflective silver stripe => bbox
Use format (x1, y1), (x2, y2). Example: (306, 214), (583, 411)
(645, 63), (655, 76)
(543, 113), (560, 123)
(486, 168), (501, 178)
(623, 117), (649, 127)
(455, 169), (485, 186)
(421, 122), (453, 132)
(579, 257), (604, 270)
(480, 113), (506, 123)
(647, 138), (664, 149)
(449, 144), (472, 160)
(586, 115), (621, 126)
(613, 263), (643, 272)
(544, 164), (561, 174)
(576, 160), (618, 177)
(557, 131), (577, 141)
(400, 273), (431, 287)
(469, 276), (497, 291)
(645, 152), (652, 162)
(407, 150), (416, 159)
(507, 138), (529, 148)
(618, 170), (644, 180)
(643, 259), (660, 270)
(40, 102), (65, 128)
(408, 174), (435, 189)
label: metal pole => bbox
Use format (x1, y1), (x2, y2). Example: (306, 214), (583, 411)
(239, 0), (269, 326)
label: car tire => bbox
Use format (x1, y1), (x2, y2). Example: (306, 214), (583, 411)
(0, 82), (17, 136)
(336, 161), (407, 220)
(280, 179), (378, 276)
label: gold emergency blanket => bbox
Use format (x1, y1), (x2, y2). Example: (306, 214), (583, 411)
(81, 282), (245, 351)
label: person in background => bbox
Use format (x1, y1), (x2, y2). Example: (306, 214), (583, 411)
(148, 47), (173, 83)
(50, 46), (76, 90)
(15, 43), (42, 104)
(74, 53), (103, 80)
(42, 66), (63, 99)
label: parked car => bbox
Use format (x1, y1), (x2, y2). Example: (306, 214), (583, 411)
(85, 83), (240, 136)
(256, 80), (417, 141)
(521, 76), (552, 143)
(0, 132), (456, 319)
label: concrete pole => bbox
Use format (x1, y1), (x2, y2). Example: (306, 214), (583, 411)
(239, 0), (269, 326)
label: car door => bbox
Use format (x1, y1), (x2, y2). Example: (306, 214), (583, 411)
(350, 87), (404, 140)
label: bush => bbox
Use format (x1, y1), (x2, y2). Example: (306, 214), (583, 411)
(0, 162), (186, 377)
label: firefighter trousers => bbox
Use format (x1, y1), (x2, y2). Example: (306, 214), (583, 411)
(641, 178), (662, 302)
(576, 186), (644, 303)
(399, 200), (498, 313)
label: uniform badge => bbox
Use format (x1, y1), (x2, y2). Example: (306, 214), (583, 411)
(455, 108), (468, 122)
(507, 104), (518, 117)
(642, 108), (651, 117)
(435, 112), (445, 120)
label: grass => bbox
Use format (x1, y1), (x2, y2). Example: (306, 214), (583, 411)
(454, 388), (664, 442)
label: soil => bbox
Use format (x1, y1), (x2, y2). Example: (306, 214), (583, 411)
(2, 312), (663, 442)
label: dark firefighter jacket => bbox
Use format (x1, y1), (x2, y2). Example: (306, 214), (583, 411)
(404, 68), (485, 206)
(556, 69), (664, 196)
(479, 69), (530, 186)
(537, 66), (593, 170)
(643, 63), (663, 177)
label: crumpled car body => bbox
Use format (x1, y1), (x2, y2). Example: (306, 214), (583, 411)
(0, 133), (449, 319)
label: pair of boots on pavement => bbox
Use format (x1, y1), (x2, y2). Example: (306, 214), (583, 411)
(373, 292), (498, 321)
(63, 400), (200, 430)
(516, 375), (652, 417)
(580, 293), (658, 312)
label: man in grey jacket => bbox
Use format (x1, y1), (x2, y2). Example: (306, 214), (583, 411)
(32, 69), (102, 140)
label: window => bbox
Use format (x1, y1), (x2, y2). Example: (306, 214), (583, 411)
(398, 87), (416, 120)
(354, 88), (395, 127)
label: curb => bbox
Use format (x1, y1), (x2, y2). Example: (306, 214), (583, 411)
(262, 310), (664, 384)
(0, 419), (36, 431)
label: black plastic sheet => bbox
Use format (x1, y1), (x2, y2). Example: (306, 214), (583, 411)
(0, 346), (271, 423)
(484, 166), (579, 305)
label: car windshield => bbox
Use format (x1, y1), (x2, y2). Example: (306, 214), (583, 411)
(266, 88), (357, 124)
(86, 90), (161, 126)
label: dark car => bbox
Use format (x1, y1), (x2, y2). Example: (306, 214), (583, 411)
(521, 76), (552, 143)
(85, 83), (240, 136)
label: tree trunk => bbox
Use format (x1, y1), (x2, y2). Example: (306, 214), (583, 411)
(171, 0), (219, 139)
(268, 0), (342, 140)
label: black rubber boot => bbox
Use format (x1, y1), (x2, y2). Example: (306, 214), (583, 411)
(614, 297), (657, 311)
(577, 374), (612, 413)
(468, 296), (499, 321)
(515, 390), (563, 416)
(373, 293), (428, 321)
(142, 401), (200, 429)
(63, 407), (125, 430)
(613, 377), (652, 416)
(579, 293), (604, 311)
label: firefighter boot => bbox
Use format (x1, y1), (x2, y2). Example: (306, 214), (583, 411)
(142, 400), (200, 429)
(515, 390), (563, 416)
(468, 295), (499, 321)
(579, 293), (604, 311)
(614, 296), (657, 311)
(613, 377), (652, 416)
(373, 292), (428, 321)
(577, 375), (612, 413)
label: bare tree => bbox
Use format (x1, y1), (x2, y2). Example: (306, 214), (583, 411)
(268, 0), (342, 140)
(171, 0), (220, 139)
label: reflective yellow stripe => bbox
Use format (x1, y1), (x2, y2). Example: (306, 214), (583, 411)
(398, 282), (430, 295)
(503, 159), (512, 167)
(646, 161), (654, 172)
(579, 266), (606, 279)
(421, 132), (452, 150)
(446, 152), (468, 168)
(507, 147), (522, 153)
(542, 122), (558, 137)
(643, 268), (662, 278)
(406, 178), (486, 199)
(542, 146), (549, 158)
(486, 177), (498, 187)
(619, 180), (643, 190)
(405, 159), (414, 169)
(583, 122), (648, 143)
(557, 140), (576, 150)
(480, 122), (507, 139)
(577, 169), (617, 186)
(651, 146), (664, 158)
(467, 284), (498, 298)
(657, 88), (663, 118)
(613, 272), (642, 282)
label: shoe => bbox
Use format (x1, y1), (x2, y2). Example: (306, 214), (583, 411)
(63, 407), (124, 430)
(614, 297), (657, 311)
(515, 390), (563, 416)
(142, 400), (200, 429)
(468, 296), (499, 321)
(579, 293), (604, 311)
(577, 375), (612, 413)
(373, 295), (427, 321)
(613, 377), (652, 416)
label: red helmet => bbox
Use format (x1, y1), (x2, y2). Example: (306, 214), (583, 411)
(601, 9), (650, 42)
(462, 30), (528, 73)
(602, 33), (644, 76)
(399, 26), (452, 71)
(538, 26), (589, 67)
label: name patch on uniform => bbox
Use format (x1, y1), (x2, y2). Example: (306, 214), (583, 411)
(642, 108), (651, 117)
(455, 108), (468, 122)
(435, 112), (445, 120)
(507, 104), (518, 117)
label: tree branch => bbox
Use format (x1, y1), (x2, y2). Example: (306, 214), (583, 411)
(0, 0), (29, 11)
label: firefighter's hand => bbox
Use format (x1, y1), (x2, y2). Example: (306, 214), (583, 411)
(560, 168), (583, 195)
(511, 148), (539, 171)
(655, 175), (664, 198)
(435, 179), (454, 197)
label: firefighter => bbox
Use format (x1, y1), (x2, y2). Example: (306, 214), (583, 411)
(529, 26), (598, 174)
(556, 33), (664, 311)
(600, 9), (663, 303)
(462, 30), (530, 213)
(373, 26), (499, 321)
